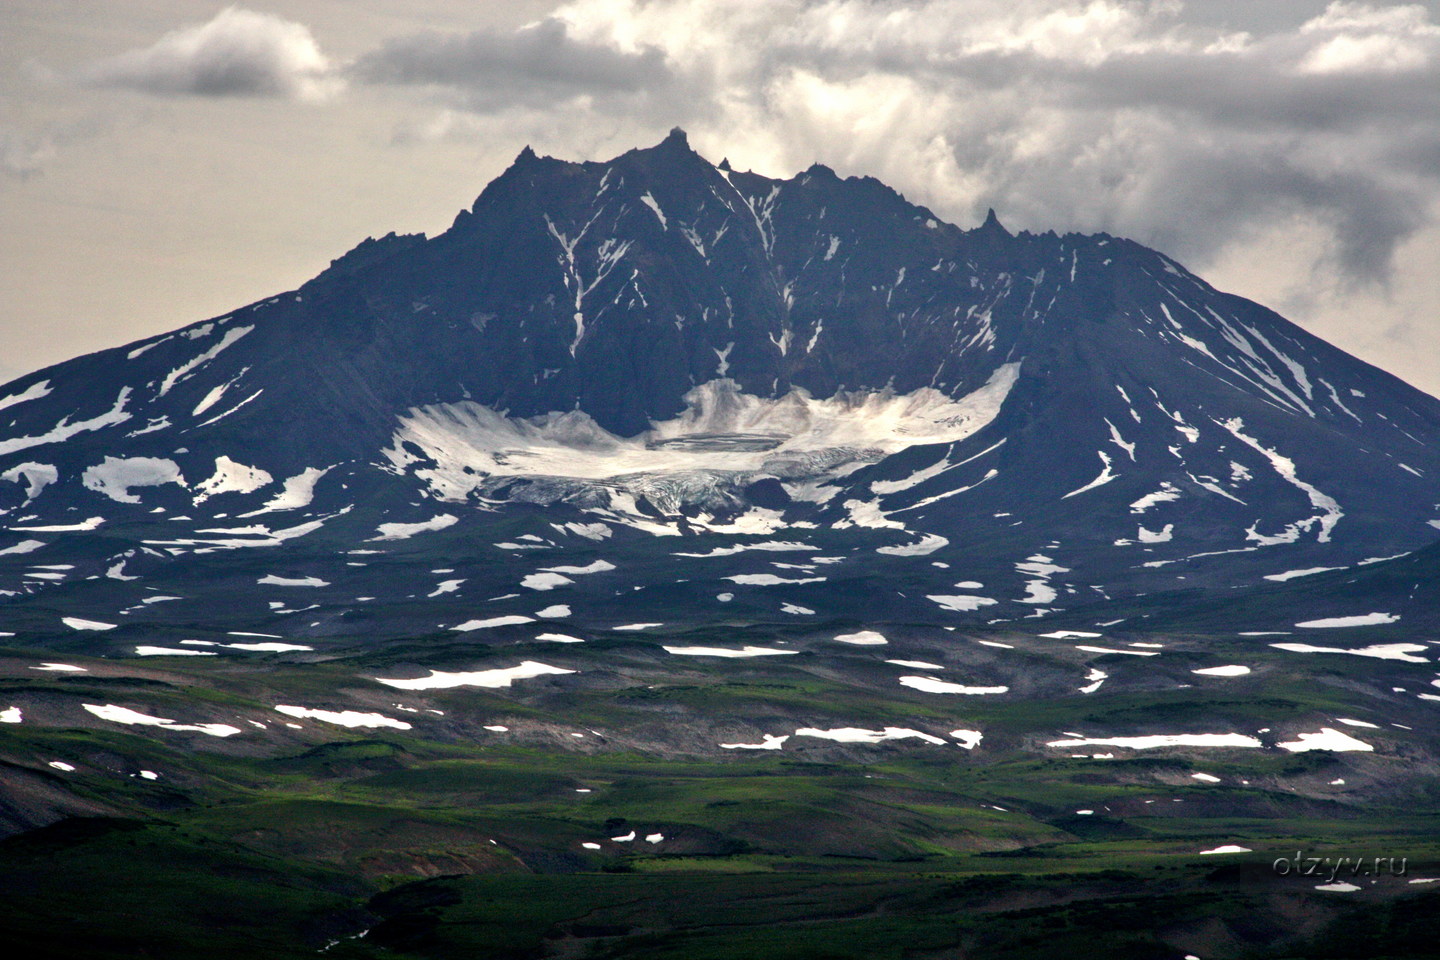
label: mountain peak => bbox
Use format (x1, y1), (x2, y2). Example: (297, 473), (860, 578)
(979, 207), (1009, 236)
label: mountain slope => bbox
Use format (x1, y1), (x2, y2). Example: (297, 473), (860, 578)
(2, 129), (1439, 641)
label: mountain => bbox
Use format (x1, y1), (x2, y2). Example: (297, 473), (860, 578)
(4, 130), (1440, 960)
(2, 127), (1440, 643)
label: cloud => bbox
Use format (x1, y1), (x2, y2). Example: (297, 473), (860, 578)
(82, 6), (339, 101)
(0, 126), (56, 181)
(431, 0), (1431, 289)
(350, 17), (675, 113)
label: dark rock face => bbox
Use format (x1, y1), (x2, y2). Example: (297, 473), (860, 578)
(2, 130), (1439, 641)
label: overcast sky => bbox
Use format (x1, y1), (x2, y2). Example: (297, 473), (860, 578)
(4, 1), (1439, 396)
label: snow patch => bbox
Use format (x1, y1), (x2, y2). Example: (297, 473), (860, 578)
(833, 630), (887, 645)
(194, 456), (272, 502)
(1048, 733), (1263, 749)
(899, 676), (1008, 694)
(371, 514), (458, 540)
(62, 617), (116, 631)
(1295, 612), (1398, 628)
(721, 734), (789, 750)
(1192, 665), (1252, 677)
(795, 726), (947, 745)
(274, 706), (411, 730)
(663, 645), (798, 658)
(1276, 728), (1373, 753)
(84, 703), (240, 737)
(374, 661), (576, 689)
(82, 457), (185, 503)
(2, 463), (58, 501)
(453, 615), (535, 630)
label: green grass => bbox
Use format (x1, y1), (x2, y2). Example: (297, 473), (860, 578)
(3, 630), (1439, 958)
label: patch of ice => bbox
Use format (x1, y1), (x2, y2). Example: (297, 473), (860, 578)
(1191, 773), (1222, 783)
(32, 663), (86, 672)
(384, 366), (1021, 499)
(194, 456), (272, 502)
(927, 595), (998, 612)
(1130, 482), (1181, 513)
(887, 660), (943, 670)
(537, 633), (585, 643)
(1062, 451), (1119, 499)
(834, 630), (886, 646)
(0, 539), (47, 556)
(1199, 844), (1250, 854)
(522, 572), (573, 590)
(134, 646), (216, 656)
(1, 462), (58, 501)
(242, 466), (329, 515)
(82, 457), (185, 503)
(675, 541), (815, 558)
(374, 661), (576, 690)
(1047, 734), (1263, 749)
(83, 703), (241, 737)
(1219, 417), (1342, 542)
(795, 726), (947, 745)
(429, 579), (465, 597)
(950, 729), (982, 749)
(1314, 882), (1361, 892)
(899, 676), (1008, 695)
(0, 388), (133, 457)
(0, 379), (52, 412)
(720, 733), (789, 750)
(62, 617), (116, 631)
(48, 761), (76, 772)
(1075, 645), (1159, 657)
(1, 706), (21, 723)
(725, 573), (824, 586)
(221, 642), (312, 652)
(613, 623), (662, 631)
(543, 559), (615, 576)
(1192, 665), (1252, 677)
(663, 645), (797, 658)
(10, 517), (106, 532)
(1265, 567), (1345, 582)
(453, 615), (535, 630)
(1276, 728), (1373, 753)
(1270, 642), (1426, 663)
(274, 706), (411, 730)
(1295, 613), (1398, 628)
(877, 534), (948, 557)
(156, 325), (252, 396)
(372, 514), (458, 541)
(1039, 631), (1102, 639)
(257, 575), (329, 587)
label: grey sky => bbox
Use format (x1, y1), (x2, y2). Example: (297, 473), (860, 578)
(3, 0), (1439, 397)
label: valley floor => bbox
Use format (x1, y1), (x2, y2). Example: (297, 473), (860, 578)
(1, 616), (1438, 959)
